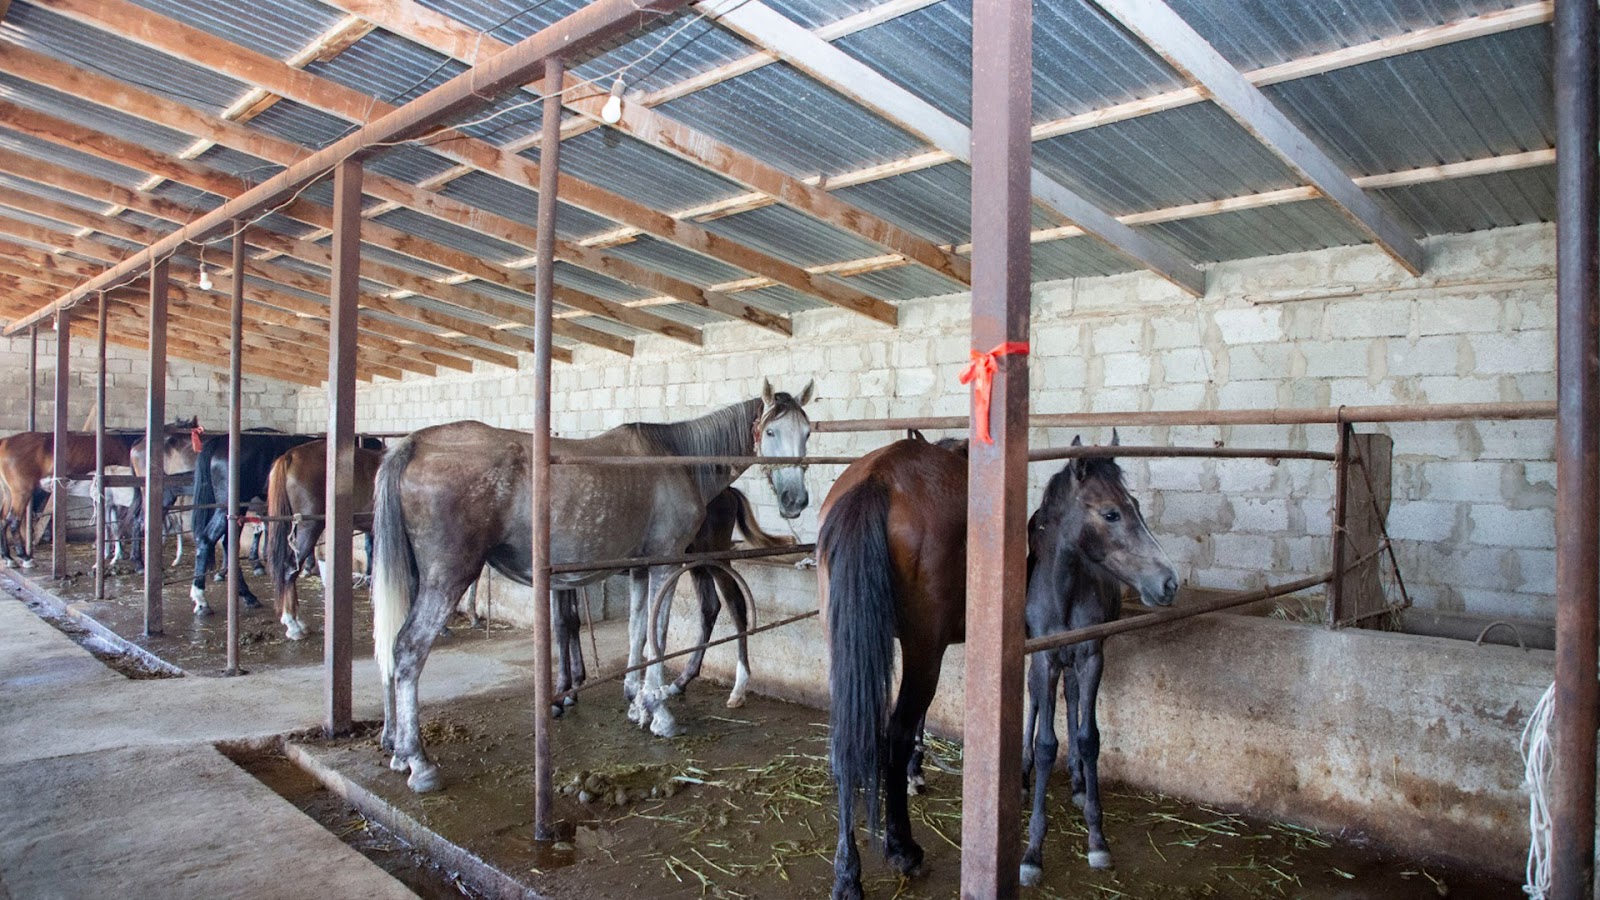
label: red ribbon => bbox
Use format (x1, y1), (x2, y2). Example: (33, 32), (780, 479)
(190, 424), (205, 454)
(958, 341), (1029, 444)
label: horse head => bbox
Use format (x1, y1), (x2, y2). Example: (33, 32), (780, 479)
(756, 378), (813, 519)
(1052, 431), (1178, 607)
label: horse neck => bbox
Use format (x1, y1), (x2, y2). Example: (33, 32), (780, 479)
(636, 398), (760, 504)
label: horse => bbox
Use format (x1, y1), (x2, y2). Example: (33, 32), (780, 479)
(0, 431), (138, 568)
(129, 418), (201, 568)
(670, 486), (795, 709)
(370, 380), (813, 793)
(189, 431), (384, 615)
(263, 439), (385, 640)
(43, 465), (140, 567)
(816, 434), (1177, 899)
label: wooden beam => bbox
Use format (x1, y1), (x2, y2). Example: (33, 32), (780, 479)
(322, 0), (967, 289)
(0, 148), (539, 366)
(19, 0), (843, 329)
(1090, 0), (1426, 275)
(0, 98), (608, 358)
(7, 0), (692, 333)
(696, 0), (1207, 296)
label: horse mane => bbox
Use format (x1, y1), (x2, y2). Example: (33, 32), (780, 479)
(627, 397), (763, 502)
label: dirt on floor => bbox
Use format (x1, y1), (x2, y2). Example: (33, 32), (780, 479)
(18, 541), (510, 676)
(286, 682), (1522, 900)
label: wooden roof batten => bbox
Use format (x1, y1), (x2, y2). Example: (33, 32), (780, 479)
(3, 0), (695, 336)
(695, 0), (1208, 298)
(1089, 0), (1427, 276)
(317, 0), (971, 291)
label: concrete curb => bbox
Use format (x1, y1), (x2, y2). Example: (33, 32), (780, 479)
(283, 741), (545, 900)
(1, 567), (187, 678)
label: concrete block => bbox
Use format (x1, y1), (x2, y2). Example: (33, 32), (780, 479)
(1102, 351), (1152, 389)
(1386, 500), (1460, 543)
(1213, 306), (1282, 345)
(1415, 295), (1505, 335)
(1468, 505), (1554, 549)
(1299, 340), (1373, 378)
(1474, 420), (1555, 461)
(1515, 549), (1556, 595)
(1156, 491), (1232, 533)
(1421, 461), (1507, 503)
(1513, 373), (1557, 402)
(1214, 458), (1276, 493)
(1089, 387), (1142, 413)
(1328, 379), (1398, 407)
(1147, 458), (1206, 492)
(1159, 347), (1212, 383)
(1416, 375), (1501, 405)
(1216, 380), (1279, 410)
(1387, 335), (1463, 378)
(1467, 331), (1552, 375)
(1090, 319), (1142, 354)
(1233, 497), (1290, 533)
(1325, 299), (1412, 339)
(1225, 344), (1291, 383)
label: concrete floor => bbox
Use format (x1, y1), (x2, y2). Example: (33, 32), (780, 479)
(0, 574), (542, 900)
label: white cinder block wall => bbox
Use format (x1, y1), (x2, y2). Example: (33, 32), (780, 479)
(296, 224), (1556, 628)
(1, 330), (302, 434)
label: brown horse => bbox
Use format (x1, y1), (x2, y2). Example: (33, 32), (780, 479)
(816, 434), (1177, 899)
(0, 431), (137, 568)
(669, 486), (795, 708)
(264, 440), (385, 640)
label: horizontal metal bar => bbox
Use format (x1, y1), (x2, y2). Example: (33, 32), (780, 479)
(1021, 544), (1386, 655)
(550, 454), (856, 466)
(1028, 445), (1335, 463)
(813, 400), (1556, 433)
(549, 542), (814, 575)
(557, 608), (820, 700)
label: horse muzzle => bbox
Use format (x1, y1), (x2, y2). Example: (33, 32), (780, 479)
(1138, 570), (1180, 608)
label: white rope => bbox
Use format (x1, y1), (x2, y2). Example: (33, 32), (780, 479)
(1521, 679), (1556, 899)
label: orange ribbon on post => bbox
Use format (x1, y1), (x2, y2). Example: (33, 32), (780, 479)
(958, 341), (1030, 445)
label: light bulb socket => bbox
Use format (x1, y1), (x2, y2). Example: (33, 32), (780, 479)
(197, 263), (213, 291)
(600, 76), (625, 125)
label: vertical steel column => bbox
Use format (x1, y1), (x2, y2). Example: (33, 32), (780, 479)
(226, 230), (245, 676)
(1326, 422), (1350, 625)
(51, 308), (70, 579)
(144, 261), (169, 636)
(529, 55), (563, 844)
(325, 161), (362, 736)
(1551, 0), (1599, 895)
(961, 2), (1031, 896)
(24, 325), (37, 554)
(94, 293), (107, 600)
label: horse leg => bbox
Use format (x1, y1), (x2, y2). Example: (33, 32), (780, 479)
(550, 589), (580, 716)
(624, 567), (649, 707)
(883, 657), (938, 877)
(671, 566), (720, 698)
(190, 516), (223, 615)
(561, 589), (584, 693)
(633, 565), (680, 738)
(249, 525), (266, 575)
(716, 567), (753, 709)
(354, 532), (374, 588)
(831, 780), (864, 900)
(908, 713), (928, 796)
(389, 583), (458, 793)
(1073, 646), (1112, 869)
(1021, 652), (1065, 886)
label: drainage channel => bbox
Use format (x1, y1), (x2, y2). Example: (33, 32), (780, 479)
(2, 570), (183, 680)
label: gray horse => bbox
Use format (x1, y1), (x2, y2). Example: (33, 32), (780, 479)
(371, 381), (813, 793)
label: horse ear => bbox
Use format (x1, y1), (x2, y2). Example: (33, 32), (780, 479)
(761, 378), (774, 406)
(1110, 428), (1120, 447)
(798, 379), (814, 406)
(1071, 434), (1083, 447)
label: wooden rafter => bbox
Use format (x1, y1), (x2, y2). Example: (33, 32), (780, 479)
(1090, 0), (1426, 275)
(696, 0), (1207, 297)
(27, 0), (866, 328)
(321, 0), (970, 289)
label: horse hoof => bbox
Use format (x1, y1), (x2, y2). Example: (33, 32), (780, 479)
(649, 712), (680, 739)
(194, 603), (213, 617)
(251, 564), (266, 576)
(908, 774), (926, 796)
(20, 559), (33, 570)
(1072, 791), (1087, 809)
(725, 693), (746, 710)
(241, 597), (262, 610)
(1087, 850), (1113, 870)
(561, 694), (576, 708)
(885, 841), (924, 877)
(213, 571), (225, 583)
(1019, 863), (1044, 887)
(389, 755), (408, 773)
(830, 881), (864, 900)
(407, 764), (442, 793)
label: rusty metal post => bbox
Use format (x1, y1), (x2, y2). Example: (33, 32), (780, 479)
(529, 55), (564, 844)
(962, 2), (1031, 895)
(50, 307), (70, 579)
(143, 261), (168, 635)
(325, 161), (361, 736)
(94, 292), (107, 600)
(24, 324), (36, 552)
(225, 230), (245, 676)
(1551, 0), (1599, 894)
(1327, 421), (1350, 625)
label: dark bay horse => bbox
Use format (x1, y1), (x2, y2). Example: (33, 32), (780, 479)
(371, 381), (812, 793)
(671, 486), (795, 708)
(264, 440), (385, 640)
(190, 431), (383, 615)
(0, 431), (138, 568)
(816, 434), (1177, 899)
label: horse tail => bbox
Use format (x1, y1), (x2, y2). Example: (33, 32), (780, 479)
(371, 438), (419, 681)
(729, 487), (794, 549)
(265, 453), (296, 601)
(817, 476), (896, 834)
(191, 437), (218, 541)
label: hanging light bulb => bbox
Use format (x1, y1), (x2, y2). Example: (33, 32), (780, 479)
(600, 76), (625, 125)
(197, 261), (213, 291)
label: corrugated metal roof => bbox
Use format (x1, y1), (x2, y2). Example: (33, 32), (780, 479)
(0, 0), (1561, 371)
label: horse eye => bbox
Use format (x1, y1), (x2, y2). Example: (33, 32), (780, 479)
(1102, 509), (1121, 523)
(765, 428), (775, 437)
